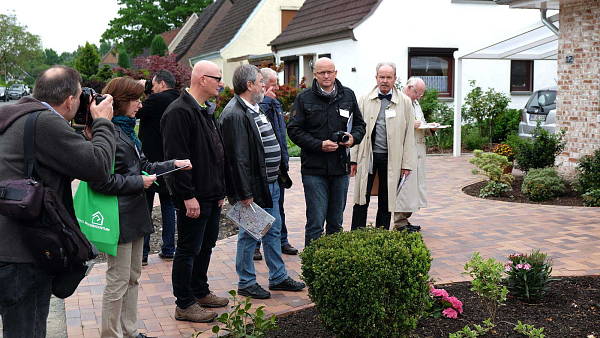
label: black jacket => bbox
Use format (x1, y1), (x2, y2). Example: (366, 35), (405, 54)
(160, 90), (226, 206)
(89, 127), (175, 244)
(0, 97), (115, 263)
(137, 88), (179, 162)
(219, 95), (273, 209)
(287, 79), (366, 176)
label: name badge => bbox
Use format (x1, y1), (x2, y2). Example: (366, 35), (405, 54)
(260, 114), (268, 124)
(339, 109), (350, 118)
(385, 109), (396, 118)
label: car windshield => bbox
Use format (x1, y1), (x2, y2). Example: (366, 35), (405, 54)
(10, 84), (23, 90)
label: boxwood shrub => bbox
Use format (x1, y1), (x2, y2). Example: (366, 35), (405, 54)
(522, 167), (565, 201)
(301, 228), (432, 337)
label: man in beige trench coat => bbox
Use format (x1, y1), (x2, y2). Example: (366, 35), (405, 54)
(350, 62), (416, 230)
(394, 77), (435, 231)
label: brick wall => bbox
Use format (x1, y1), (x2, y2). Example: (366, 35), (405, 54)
(556, 0), (600, 172)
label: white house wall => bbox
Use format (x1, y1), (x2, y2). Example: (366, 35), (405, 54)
(276, 0), (557, 109)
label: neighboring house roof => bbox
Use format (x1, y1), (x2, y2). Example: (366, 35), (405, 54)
(196, 0), (262, 56)
(100, 51), (118, 65)
(173, 0), (226, 59)
(270, 0), (381, 50)
(161, 27), (181, 46)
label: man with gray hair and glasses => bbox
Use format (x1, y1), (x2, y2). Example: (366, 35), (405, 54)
(350, 62), (416, 230)
(252, 67), (299, 261)
(220, 64), (305, 299)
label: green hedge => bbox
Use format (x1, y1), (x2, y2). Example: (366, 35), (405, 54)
(301, 228), (432, 337)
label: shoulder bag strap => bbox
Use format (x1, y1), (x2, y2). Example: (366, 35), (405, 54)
(24, 111), (43, 179)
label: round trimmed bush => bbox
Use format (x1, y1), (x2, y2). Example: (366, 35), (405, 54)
(521, 167), (565, 201)
(301, 228), (432, 337)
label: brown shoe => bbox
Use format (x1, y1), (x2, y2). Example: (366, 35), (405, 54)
(175, 303), (217, 323)
(196, 292), (229, 308)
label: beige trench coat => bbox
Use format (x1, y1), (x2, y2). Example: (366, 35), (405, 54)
(395, 101), (430, 212)
(350, 86), (416, 211)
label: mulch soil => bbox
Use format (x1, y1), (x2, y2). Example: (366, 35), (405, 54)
(266, 275), (600, 337)
(94, 203), (239, 263)
(462, 174), (585, 207)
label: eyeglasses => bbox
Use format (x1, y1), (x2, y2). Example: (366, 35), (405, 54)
(315, 70), (336, 76)
(203, 75), (222, 82)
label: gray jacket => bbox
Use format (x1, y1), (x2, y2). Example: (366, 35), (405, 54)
(0, 97), (115, 263)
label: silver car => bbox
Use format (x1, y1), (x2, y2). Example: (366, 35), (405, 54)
(518, 87), (557, 138)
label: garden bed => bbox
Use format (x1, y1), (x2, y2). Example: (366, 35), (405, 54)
(462, 174), (585, 207)
(265, 275), (600, 337)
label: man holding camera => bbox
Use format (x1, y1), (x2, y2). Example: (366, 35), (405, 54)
(0, 65), (116, 337)
(288, 57), (366, 247)
(349, 62), (416, 230)
(137, 70), (180, 265)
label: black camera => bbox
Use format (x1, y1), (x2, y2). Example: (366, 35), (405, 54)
(73, 87), (107, 126)
(144, 79), (153, 95)
(330, 131), (350, 144)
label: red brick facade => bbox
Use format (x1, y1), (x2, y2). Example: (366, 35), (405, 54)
(557, 0), (600, 170)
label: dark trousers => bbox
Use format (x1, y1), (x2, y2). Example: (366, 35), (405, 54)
(0, 262), (52, 338)
(172, 201), (220, 309)
(351, 152), (391, 230)
(256, 181), (290, 250)
(143, 189), (176, 258)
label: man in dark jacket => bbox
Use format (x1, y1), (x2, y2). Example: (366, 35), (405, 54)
(287, 57), (366, 246)
(137, 69), (180, 264)
(161, 60), (228, 323)
(0, 66), (116, 338)
(252, 67), (298, 261)
(220, 64), (305, 300)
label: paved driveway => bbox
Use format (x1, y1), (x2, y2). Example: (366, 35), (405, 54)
(65, 155), (600, 337)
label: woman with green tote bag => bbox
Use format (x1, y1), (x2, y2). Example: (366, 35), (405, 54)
(88, 77), (191, 338)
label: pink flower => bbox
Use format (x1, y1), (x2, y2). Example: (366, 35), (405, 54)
(442, 307), (459, 319)
(504, 263), (513, 272)
(523, 263), (532, 270)
(430, 288), (449, 298)
(445, 296), (464, 313)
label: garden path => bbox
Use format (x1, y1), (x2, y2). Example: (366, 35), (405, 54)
(65, 155), (600, 337)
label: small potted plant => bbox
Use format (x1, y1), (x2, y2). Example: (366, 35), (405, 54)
(492, 143), (515, 174)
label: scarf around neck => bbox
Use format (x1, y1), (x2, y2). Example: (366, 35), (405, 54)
(112, 115), (142, 151)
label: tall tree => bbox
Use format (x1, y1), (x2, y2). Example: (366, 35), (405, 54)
(44, 48), (61, 65)
(99, 41), (113, 57)
(102, 0), (211, 56)
(118, 50), (131, 69)
(74, 42), (100, 79)
(150, 35), (168, 56)
(0, 13), (43, 81)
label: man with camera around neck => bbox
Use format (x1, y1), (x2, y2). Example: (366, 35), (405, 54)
(349, 62), (416, 231)
(137, 70), (180, 265)
(0, 65), (116, 337)
(287, 57), (366, 247)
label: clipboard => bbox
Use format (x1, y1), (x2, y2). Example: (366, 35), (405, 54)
(156, 165), (190, 177)
(396, 173), (408, 196)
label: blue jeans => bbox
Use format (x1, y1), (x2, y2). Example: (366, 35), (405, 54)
(0, 262), (52, 338)
(171, 201), (220, 309)
(236, 183), (287, 288)
(256, 181), (290, 250)
(302, 174), (349, 247)
(143, 189), (176, 258)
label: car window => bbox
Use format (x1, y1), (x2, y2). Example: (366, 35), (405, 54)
(537, 91), (556, 108)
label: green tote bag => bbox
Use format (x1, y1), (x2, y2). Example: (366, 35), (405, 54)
(73, 180), (120, 256)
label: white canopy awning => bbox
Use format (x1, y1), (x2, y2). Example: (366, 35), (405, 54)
(452, 15), (558, 156)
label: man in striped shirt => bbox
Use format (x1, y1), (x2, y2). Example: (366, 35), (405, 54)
(219, 64), (305, 299)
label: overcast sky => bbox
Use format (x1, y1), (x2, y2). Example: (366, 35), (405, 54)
(3, 0), (121, 53)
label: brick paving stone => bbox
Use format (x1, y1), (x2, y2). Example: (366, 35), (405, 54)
(65, 155), (600, 337)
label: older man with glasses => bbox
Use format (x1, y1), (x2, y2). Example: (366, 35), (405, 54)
(288, 57), (366, 247)
(395, 77), (435, 232)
